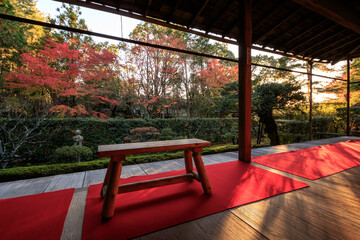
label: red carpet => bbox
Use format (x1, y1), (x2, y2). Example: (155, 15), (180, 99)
(253, 140), (360, 180)
(82, 161), (308, 240)
(0, 189), (74, 240)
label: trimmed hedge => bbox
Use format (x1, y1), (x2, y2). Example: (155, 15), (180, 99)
(0, 144), (240, 182)
(1, 118), (244, 164)
(1, 116), (344, 165)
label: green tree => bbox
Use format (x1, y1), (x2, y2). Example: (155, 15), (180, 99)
(0, 0), (28, 85)
(49, 3), (93, 46)
(252, 82), (305, 145)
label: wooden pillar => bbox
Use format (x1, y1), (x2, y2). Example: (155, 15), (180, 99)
(238, 0), (252, 163)
(307, 61), (313, 140)
(346, 59), (351, 136)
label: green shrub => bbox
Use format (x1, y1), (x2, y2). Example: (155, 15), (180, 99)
(54, 146), (92, 163)
(123, 127), (160, 142)
(0, 144), (241, 182)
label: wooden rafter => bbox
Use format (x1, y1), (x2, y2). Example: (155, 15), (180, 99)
(166, 0), (182, 23)
(221, 17), (238, 38)
(330, 45), (358, 65)
(253, 1), (284, 32)
(206, 0), (235, 33)
(264, 11), (311, 47)
(284, 19), (328, 52)
(292, 0), (360, 34)
(255, 7), (303, 43)
(188, 0), (210, 28)
(324, 38), (360, 63)
(144, 0), (153, 17)
(308, 33), (358, 58)
(303, 29), (349, 56)
(286, 24), (338, 53)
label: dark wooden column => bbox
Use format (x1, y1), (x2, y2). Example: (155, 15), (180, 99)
(307, 61), (313, 140)
(238, 0), (252, 163)
(346, 59), (351, 136)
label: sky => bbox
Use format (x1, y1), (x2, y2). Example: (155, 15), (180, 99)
(35, 0), (343, 102)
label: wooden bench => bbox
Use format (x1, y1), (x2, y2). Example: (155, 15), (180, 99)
(98, 138), (212, 219)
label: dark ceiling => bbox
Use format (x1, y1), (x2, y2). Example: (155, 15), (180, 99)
(55, 0), (360, 63)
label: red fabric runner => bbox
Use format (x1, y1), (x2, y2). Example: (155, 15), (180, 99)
(253, 140), (360, 180)
(0, 188), (74, 240)
(82, 161), (308, 240)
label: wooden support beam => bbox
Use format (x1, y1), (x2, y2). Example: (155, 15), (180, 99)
(347, 59), (351, 136)
(307, 61), (313, 140)
(188, 0), (210, 28)
(292, 0), (360, 34)
(238, 0), (252, 163)
(255, 7), (303, 43)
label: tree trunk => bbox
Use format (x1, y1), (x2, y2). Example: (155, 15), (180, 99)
(258, 110), (280, 145)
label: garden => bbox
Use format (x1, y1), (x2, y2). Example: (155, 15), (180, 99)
(1, 1), (360, 181)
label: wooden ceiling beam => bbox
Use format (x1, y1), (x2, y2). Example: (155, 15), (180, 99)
(188, 0), (210, 28)
(255, 7), (303, 43)
(292, 0), (360, 34)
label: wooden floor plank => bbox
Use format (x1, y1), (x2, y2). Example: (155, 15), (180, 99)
(83, 164), (146, 187)
(44, 172), (85, 192)
(140, 210), (268, 240)
(202, 153), (237, 164)
(82, 168), (107, 187)
(138, 159), (185, 175)
(231, 197), (343, 240)
(60, 188), (88, 240)
(0, 176), (54, 199)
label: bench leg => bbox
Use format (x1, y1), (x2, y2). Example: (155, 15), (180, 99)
(100, 160), (112, 198)
(101, 156), (123, 219)
(193, 151), (212, 194)
(184, 149), (193, 173)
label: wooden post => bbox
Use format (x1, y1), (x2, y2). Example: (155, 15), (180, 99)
(238, 0), (252, 163)
(308, 61), (313, 140)
(347, 59), (351, 136)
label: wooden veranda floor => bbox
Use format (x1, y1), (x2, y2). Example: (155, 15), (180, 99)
(1, 136), (360, 240)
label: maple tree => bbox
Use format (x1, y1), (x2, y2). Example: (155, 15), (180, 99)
(6, 38), (119, 118)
